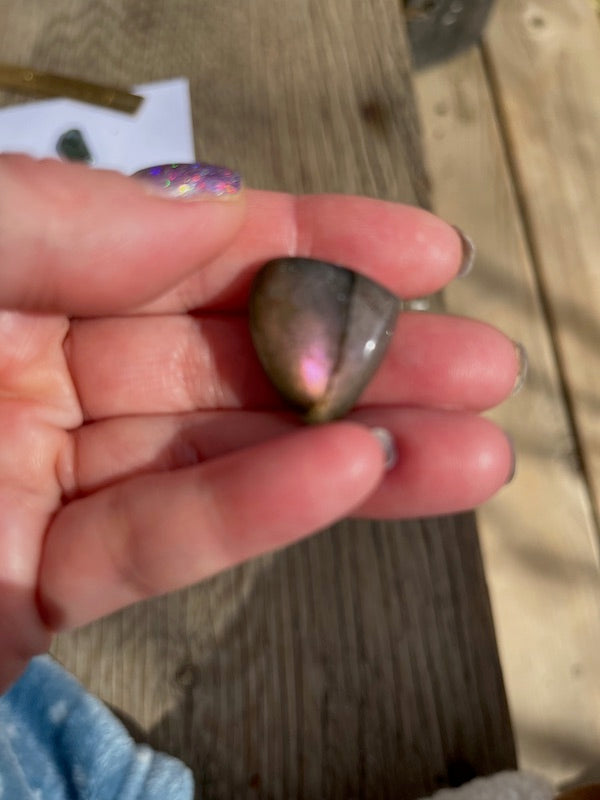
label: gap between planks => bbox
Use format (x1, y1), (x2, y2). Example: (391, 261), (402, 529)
(482, 0), (600, 538)
(414, 0), (600, 787)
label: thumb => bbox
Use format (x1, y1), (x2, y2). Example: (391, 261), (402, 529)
(0, 155), (245, 315)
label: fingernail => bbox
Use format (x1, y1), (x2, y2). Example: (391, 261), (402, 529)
(132, 162), (242, 199)
(512, 341), (529, 396)
(505, 433), (516, 484)
(370, 427), (397, 471)
(453, 226), (476, 278)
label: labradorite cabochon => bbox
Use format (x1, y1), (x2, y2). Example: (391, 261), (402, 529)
(249, 257), (400, 422)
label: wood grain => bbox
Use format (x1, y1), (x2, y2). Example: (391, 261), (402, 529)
(53, 517), (514, 799)
(3, 0), (429, 203)
(484, 0), (600, 530)
(1, 1), (514, 796)
(415, 11), (600, 785)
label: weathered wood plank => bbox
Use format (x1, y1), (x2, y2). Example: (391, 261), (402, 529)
(1, 0), (514, 795)
(415, 27), (600, 786)
(484, 0), (600, 530)
(5, 0), (430, 203)
(54, 517), (514, 798)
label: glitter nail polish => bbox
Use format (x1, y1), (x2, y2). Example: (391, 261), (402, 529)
(132, 162), (242, 199)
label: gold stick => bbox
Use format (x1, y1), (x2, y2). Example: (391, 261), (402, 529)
(0, 63), (143, 113)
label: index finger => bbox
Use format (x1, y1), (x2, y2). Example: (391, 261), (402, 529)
(0, 155), (465, 316)
(0, 155), (246, 315)
(138, 189), (467, 312)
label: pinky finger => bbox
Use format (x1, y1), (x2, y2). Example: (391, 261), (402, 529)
(38, 422), (385, 630)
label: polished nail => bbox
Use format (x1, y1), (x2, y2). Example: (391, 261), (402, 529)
(132, 162), (242, 198)
(505, 433), (516, 484)
(512, 341), (529, 396)
(370, 427), (398, 471)
(453, 226), (476, 278)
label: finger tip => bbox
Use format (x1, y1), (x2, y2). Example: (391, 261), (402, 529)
(304, 421), (388, 497)
(417, 214), (465, 284)
(387, 208), (467, 296)
(354, 411), (514, 519)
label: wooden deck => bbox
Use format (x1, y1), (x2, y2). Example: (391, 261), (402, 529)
(414, 0), (600, 787)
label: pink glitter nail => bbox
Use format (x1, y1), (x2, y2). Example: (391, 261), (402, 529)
(133, 162), (242, 198)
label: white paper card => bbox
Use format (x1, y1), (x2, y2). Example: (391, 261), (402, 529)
(0, 77), (195, 173)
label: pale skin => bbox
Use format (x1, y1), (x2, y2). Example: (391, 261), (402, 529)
(0, 155), (518, 692)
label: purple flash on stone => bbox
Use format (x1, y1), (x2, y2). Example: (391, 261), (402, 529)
(249, 257), (400, 423)
(133, 163), (242, 197)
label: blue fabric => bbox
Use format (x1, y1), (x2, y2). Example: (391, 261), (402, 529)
(0, 656), (194, 799)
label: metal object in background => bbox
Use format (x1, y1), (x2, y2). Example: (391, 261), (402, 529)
(404, 0), (495, 68)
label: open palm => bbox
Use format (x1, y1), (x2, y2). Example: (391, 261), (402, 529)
(0, 155), (517, 691)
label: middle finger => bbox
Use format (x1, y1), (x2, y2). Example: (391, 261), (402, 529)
(67, 312), (519, 419)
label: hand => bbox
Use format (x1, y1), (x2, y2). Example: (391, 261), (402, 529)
(0, 155), (518, 691)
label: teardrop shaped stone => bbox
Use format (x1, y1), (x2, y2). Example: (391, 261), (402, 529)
(249, 257), (400, 423)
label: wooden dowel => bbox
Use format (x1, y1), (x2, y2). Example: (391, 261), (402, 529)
(0, 63), (143, 113)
